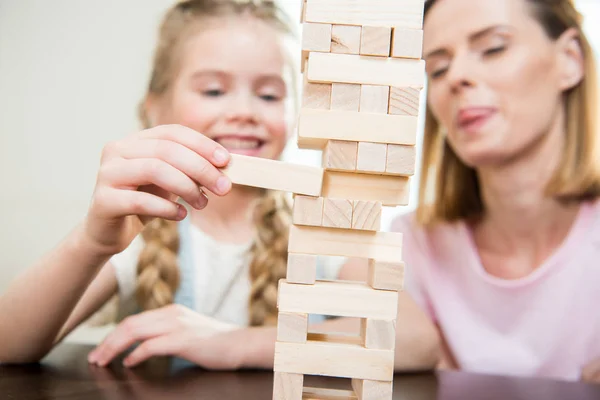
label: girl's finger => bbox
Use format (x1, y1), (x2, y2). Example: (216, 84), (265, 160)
(122, 332), (186, 368)
(94, 187), (187, 221)
(115, 138), (231, 196)
(88, 311), (173, 367)
(100, 158), (205, 210)
(140, 124), (231, 168)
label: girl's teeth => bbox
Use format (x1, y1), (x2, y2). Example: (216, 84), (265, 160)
(219, 139), (260, 149)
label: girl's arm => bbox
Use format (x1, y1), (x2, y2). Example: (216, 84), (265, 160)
(0, 224), (117, 363)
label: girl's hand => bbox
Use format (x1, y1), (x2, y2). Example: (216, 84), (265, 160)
(83, 125), (232, 256)
(87, 304), (245, 370)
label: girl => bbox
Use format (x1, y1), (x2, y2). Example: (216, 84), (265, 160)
(0, 0), (439, 371)
(392, 0), (600, 383)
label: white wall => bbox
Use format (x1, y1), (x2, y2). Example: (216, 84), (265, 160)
(0, 0), (598, 293)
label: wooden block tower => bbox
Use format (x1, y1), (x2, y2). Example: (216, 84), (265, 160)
(272, 1), (426, 399)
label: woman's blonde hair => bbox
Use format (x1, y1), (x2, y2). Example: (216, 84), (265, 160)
(136, 0), (295, 326)
(417, 0), (600, 226)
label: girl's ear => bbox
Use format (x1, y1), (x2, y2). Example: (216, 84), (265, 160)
(143, 94), (162, 127)
(556, 27), (585, 92)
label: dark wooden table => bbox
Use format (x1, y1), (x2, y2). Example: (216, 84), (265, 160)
(1, 344), (599, 399)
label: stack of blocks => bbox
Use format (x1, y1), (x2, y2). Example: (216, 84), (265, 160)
(274, 1), (426, 399)
(222, 1), (426, 398)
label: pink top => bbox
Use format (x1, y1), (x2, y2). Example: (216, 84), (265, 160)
(391, 200), (600, 381)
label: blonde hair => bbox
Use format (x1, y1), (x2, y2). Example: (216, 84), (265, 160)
(417, 0), (600, 226)
(136, 0), (295, 326)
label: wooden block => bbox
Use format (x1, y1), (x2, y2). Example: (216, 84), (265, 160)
(307, 332), (362, 346)
(357, 142), (387, 173)
(368, 260), (405, 291)
(391, 28), (423, 59)
(361, 319), (396, 350)
(331, 83), (361, 111)
(352, 201), (382, 231)
(322, 198), (353, 229)
(278, 312), (309, 343)
(297, 109), (417, 150)
(300, 0), (307, 23)
(352, 379), (393, 400)
(287, 253), (317, 285)
(322, 171), (410, 207)
(273, 371), (304, 400)
(303, 387), (357, 400)
(288, 225), (403, 264)
(293, 195), (323, 227)
(360, 85), (389, 114)
(360, 26), (392, 57)
(222, 154), (324, 197)
(274, 340), (394, 381)
(331, 25), (361, 54)
(304, 0), (425, 29)
(385, 144), (416, 176)
(388, 87), (421, 116)
(307, 52), (425, 88)
(322, 140), (357, 171)
(278, 280), (398, 320)
(302, 73), (332, 110)
(302, 23), (332, 53)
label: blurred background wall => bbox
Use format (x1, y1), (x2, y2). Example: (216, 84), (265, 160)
(0, 0), (599, 293)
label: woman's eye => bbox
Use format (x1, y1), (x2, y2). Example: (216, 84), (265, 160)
(484, 46), (506, 56)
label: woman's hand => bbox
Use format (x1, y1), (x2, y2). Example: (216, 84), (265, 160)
(87, 304), (245, 370)
(582, 357), (600, 384)
(83, 124), (232, 256)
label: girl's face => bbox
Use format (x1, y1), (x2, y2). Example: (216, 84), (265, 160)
(423, 0), (583, 168)
(151, 16), (288, 161)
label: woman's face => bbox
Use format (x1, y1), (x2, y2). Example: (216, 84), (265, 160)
(423, 0), (582, 168)
(150, 16), (289, 161)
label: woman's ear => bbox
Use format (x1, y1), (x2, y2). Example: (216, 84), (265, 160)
(556, 27), (585, 91)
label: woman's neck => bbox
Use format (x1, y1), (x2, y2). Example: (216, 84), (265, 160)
(188, 186), (263, 244)
(472, 110), (581, 278)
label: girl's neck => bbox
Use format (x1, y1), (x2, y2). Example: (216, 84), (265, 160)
(188, 186), (263, 245)
(472, 110), (581, 277)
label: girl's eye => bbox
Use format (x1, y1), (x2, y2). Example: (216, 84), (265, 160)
(260, 94), (281, 102)
(484, 46), (506, 56)
(203, 89), (224, 97)
(430, 67), (448, 80)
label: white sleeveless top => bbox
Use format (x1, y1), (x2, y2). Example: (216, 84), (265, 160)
(110, 221), (345, 327)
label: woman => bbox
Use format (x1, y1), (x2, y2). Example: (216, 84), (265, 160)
(393, 0), (600, 383)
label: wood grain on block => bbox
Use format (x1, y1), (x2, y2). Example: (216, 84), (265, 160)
(357, 142), (387, 173)
(304, 0), (425, 29)
(368, 260), (405, 291)
(274, 340), (394, 381)
(293, 195), (323, 227)
(331, 25), (362, 54)
(361, 319), (396, 350)
(323, 140), (357, 171)
(302, 73), (332, 110)
(391, 28), (424, 59)
(322, 198), (353, 229)
(222, 154), (324, 197)
(388, 87), (421, 116)
(278, 280), (398, 319)
(303, 387), (357, 400)
(273, 371), (304, 400)
(297, 109), (417, 150)
(331, 83), (361, 111)
(288, 225), (403, 264)
(360, 26), (392, 57)
(360, 85), (390, 114)
(352, 201), (382, 231)
(277, 312), (309, 343)
(385, 144), (416, 176)
(352, 379), (393, 400)
(307, 52), (425, 88)
(307, 332), (362, 346)
(287, 253), (317, 285)
(322, 171), (410, 206)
